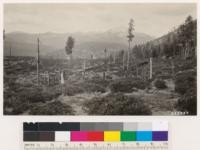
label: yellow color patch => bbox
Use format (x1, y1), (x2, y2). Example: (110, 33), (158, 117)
(104, 131), (120, 141)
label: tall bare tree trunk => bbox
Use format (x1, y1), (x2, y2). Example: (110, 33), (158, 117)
(3, 29), (5, 53)
(150, 57), (152, 79)
(127, 42), (130, 70)
(9, 44), (12, 57)
(37, 38), (40, 85)
(123, 51), (126, 70)
(103, 48), (107, 80)
(68, 54), (73, 69)
(113, 51), (116, 64)
(83, 59), (86, 77)
(171, 60), (175, 80)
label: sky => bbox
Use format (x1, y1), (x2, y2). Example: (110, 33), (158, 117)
(4, 3), (197, 37)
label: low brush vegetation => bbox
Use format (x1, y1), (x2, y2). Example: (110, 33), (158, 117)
(154, 79), (167, 89)
(109, 78), (147, 93)
(30, 101), (74, 115)
(84, 93), (152, 115)
(63, 84), (84, 96)
(175, 70), (197, 115)
(63, 79), (107, 96)
(4, 82), (62, 115)
(175, 89), (197, 115)
(86, 77), (110, 89)
(82, 83), (106, 93)
(175, 70), (196, 95)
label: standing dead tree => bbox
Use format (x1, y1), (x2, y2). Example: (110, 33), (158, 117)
(3, 29), (5, 40)
(3, 29), (5, 54)
(37, 38), (40, 85)
(9, 42), (12, 57)
(120, 50), (125, 70)
(127, 19), (134, 70)
(103, 48), (107, 80)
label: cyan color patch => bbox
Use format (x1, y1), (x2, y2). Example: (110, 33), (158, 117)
(136, 131), (152, 141)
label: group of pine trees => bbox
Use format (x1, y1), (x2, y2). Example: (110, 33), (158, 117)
(133, 15), (197, 60)
(114, 15), (196, 65)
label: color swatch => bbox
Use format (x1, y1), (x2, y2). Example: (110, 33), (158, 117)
(104, 131), (120, 141)
(121, 131), (136, 141)
(23, 122), (168, 142)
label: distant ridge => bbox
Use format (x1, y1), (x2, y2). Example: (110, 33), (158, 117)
(4, 30), (154, 58)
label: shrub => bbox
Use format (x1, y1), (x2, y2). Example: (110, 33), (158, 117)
(12, 102), (29, 114)
(5, 96), (30, 115)
(17, 87), (57, 103)
(110, 78), (147, 93)
(175, 71), (196, 95)
(63, 81), (107, 96)
(176, 58), (196, 72)
(175, 70), (196, 115)
(114, 70), (125, 77)
(42, 89), (62, 101)
(154, 80), (167, 89)
(87, 78), (109, 88)
(63, 85), (84, 96)
(175, 89), (197, 115)
(157, 74), (172, 80)
(4, 83), (63, 115)
(82, 83), (106, 93)
(30, 101), (74, 115)
(3, 90), (16, 108)
(84, 93), (152, 115)
(25, 89), (46, 103)
(110, 79), (133, 93)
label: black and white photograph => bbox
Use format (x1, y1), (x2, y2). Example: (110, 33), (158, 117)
(3, 3), (197, 115)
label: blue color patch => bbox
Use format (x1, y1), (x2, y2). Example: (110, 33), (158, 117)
(136, 131), (152, 141)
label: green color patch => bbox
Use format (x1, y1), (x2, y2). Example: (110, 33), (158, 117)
(120, 131), (136, 141)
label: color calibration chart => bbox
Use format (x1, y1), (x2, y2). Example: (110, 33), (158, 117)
(23, 122), (169, 150)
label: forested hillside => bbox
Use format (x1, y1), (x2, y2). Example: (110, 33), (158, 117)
(132, 15), (197, 59)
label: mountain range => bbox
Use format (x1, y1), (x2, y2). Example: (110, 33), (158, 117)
(4, 30), (154, 58)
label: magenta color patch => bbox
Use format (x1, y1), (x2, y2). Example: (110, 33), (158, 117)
(71, 131), (88, 141)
